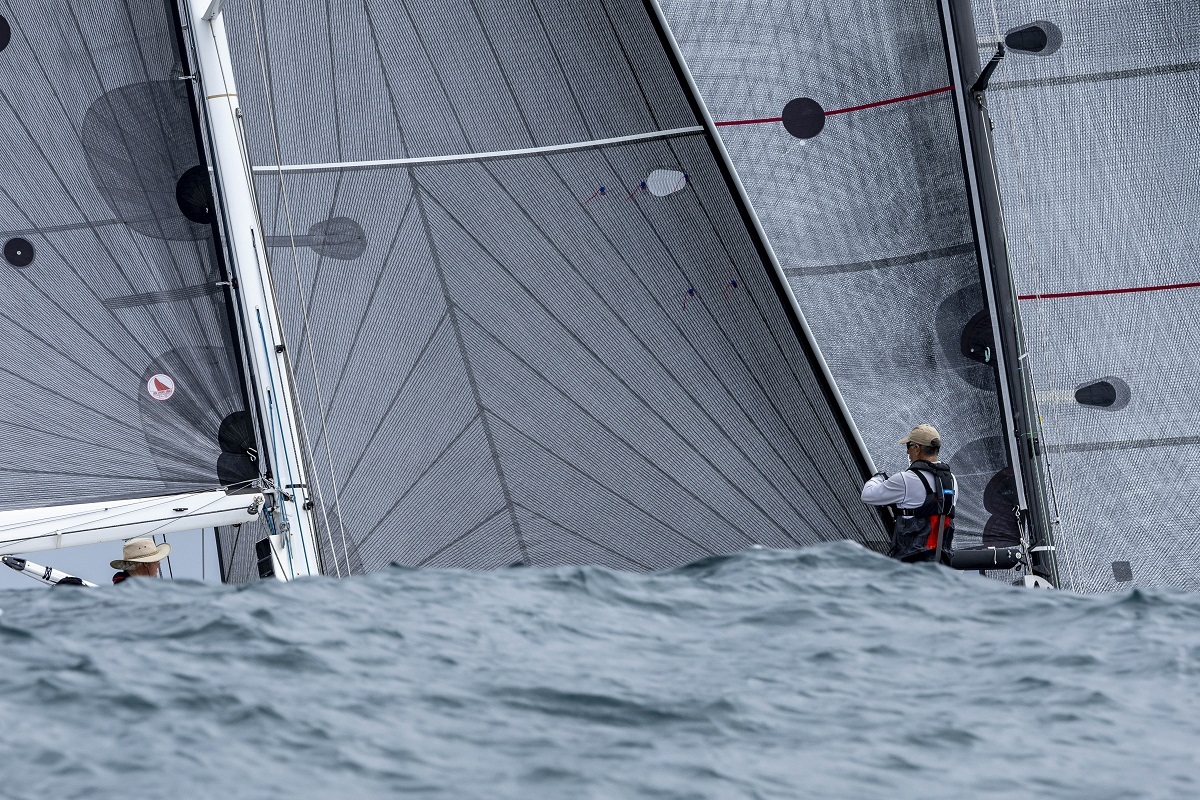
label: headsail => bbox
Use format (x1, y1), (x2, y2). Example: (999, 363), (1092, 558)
(0, 2), (258, 516)
(213, 0), (888, 576)
(658, 0), (1024, 551)
(965, 0), (1200, 591)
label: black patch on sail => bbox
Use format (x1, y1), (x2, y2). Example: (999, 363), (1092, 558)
(217, 410), (259, 490)
(982, 467), (1020, 546)
(138, 347), (253, 488)
(1005, 21), (1063, 56)
(782, 98), (825, 139)
(4, 237), (34, 267)
(175, 165), (215, 224)
(255, 537), (276, 580)
(1111, 561), (1133, 583)
(81, 80), (213, 241)
(936, 285), (995, 390)
(309, 216), (367, 260)
(1074, 377), (1131, 411)
(960, 309), (994, 364)
(0, 16), (11, 53)
(217, 453), (258, 489)
(218, 409), (255, 454)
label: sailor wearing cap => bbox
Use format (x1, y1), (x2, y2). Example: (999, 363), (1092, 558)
(861, 424), (957, 563)
(110, 537), (171, 584)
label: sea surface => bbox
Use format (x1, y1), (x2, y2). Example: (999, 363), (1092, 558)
(1, 542), (1197, 799)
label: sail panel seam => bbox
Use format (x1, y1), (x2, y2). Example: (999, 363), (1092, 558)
(410, 184), (530, 564)
(472, 158), (828, 536)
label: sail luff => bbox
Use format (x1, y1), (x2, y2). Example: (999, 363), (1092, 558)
(642, 0), (879, 481)
(936, 0), (1058, 580)
(657, 0), (1020, 553)
(180, 0), (321, 579)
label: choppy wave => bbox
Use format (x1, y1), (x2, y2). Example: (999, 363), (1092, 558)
(2, 542), (1198, 799)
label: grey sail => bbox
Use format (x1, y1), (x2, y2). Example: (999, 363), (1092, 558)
(965, 1), (1200, 591)
(658, 0), (1021, 550)
(0, 2), (254, 512)
(215, 0), (887, 577)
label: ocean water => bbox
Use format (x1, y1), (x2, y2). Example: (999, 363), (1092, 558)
(1, 543), (1197, 799)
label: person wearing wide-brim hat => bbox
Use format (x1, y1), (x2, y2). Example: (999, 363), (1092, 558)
(861, 424), (958, 563)
(111, 538), (171, 584)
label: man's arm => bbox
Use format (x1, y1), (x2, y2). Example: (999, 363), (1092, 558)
(861, 472), (909, 506)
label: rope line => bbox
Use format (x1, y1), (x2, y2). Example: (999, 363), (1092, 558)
(246, 4), (352, 577)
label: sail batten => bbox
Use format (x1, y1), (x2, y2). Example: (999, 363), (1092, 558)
(249, 125), (709, 173)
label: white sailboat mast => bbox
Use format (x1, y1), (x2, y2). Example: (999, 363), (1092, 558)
(181, 0), (322, 579)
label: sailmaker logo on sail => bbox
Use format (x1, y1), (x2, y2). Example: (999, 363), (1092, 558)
(147, 374), (175, 401)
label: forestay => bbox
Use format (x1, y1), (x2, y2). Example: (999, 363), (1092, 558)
(971, 0), (1200, 591)
(0, 2), (258, 523)
(658, 0), (1020, 550)
(216, 0), (887, 577)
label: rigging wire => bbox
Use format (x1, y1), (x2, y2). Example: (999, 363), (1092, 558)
(246, 3), (352, 576)
(203, 14), (348, 577)
(159, 533), (175, 580)
(254, 308), (302, 580)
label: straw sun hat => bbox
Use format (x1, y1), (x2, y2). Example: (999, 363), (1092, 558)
(110, 537), (171, 570)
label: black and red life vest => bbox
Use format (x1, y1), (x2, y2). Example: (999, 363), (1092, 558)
(889, 460), (956, 563)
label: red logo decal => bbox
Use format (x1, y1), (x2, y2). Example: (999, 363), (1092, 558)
(147, 373), (175, 401)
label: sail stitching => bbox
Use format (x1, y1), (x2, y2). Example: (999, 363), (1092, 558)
(487, 413), (718, 557)
(657, 136), (866, 530)
(419, 181), (803, 538)
(537, 151), (843, 526)
(315, 194), (416, 425)
(462, 0), (538, 147)
(475, 158), (832, 534)
(452, 306), (761, 547)
(63, 5), (219, 382)
(410, 184), (530, 564)
(334, 312), (451, 492)
(413, 508), (511, 568)
(511, 502), (653, 569)
(344, 414), (489, 563)
(389, 0), (476, 152)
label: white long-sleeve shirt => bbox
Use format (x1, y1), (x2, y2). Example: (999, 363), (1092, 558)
(861, 463), (957, 510)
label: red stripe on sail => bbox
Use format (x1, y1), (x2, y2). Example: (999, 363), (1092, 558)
(1018, 281), (1200, 300)
(714, 85), (954, 127)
